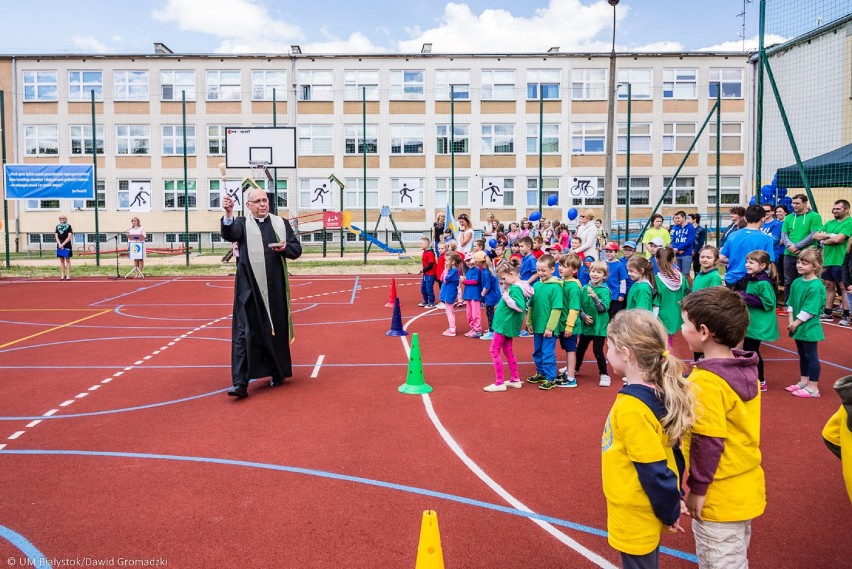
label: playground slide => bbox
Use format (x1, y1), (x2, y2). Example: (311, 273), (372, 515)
(348, 224), (406, 254)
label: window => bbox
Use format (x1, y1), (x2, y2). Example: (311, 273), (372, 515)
(118, 180), (151, 210)
(250, 179), (288, 209)
(663, 176), (695, 205)
(206, 70), (241, 101)
(344, 70), (379, 100)
(73, 179), (105, 210)
(571, 123), (605, 154)
(166, 232), (200, 244)
(709, 122), (743, 152)
(162, 125), (196, 155)
(526, 123), (559, 154)
(23, 70), (58, 101)
(208, 125), (226, 155)
(481, 70), (516, 100)
(252, 70), (287, 101)
(114, 70), (149, 101)
(29, 233), (58, 244)
(662, 123), (696, 153)
(617, 177), (651, 206)
(298, 70), (333, 101)
(709, 68), (743, 99)
(526, 177), (559, 207)
(161, 70), (196, 101)
(344, 124), (378, 154)
(391, 178), (424, 207)
(436, 124), (469, 154)
(662, 68), (697, 99)
(298, 125), (333, 155)
(390, 70), (424, 100)
(481, 124), (514, 154)
(435, 178), (469, 207)
(70, 125), (104, 155)
(344, 178), (379, 208)
(163, 179), (197, 209)
(115, 125), (151, 154)
(481, 177), (515, 206)
(708, 175), (742, 206)
(527, 69), (560, 100)
(24, 125), (58, 155)
(436, 70), (470, 100)
(209, 179), (235, 209)
(572, 69), (606, 100)
(570, 177), (605, 206)
(27, 200), (60, 210)
(617, 69), (652, 99)
(617, 123), (651, 153)
(390, 124), (424, 154)
(68, 70), (103, 100)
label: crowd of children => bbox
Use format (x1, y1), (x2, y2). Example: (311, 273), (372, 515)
(412, 222), (848, 568)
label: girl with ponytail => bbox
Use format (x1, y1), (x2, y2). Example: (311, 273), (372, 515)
(601, 309), (695, 568)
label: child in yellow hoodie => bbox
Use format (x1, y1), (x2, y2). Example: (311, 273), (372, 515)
(680, 287), (765, 569)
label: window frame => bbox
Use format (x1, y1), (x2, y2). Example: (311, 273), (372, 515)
(390, 70), (424, 100)
(526, 177), (559, 207)
(73, 179), (105, 210)
(707, 175), (742, 206)
(571, 123), (605, 154)
(298, 124), (333, 155)
(662, 68), (697, 99)
(68, 70), (103, 101)
(161, 125), (197, 156)
(251, 69), (287, 101)
(24, 125), (59, 156)
(344, 70), (379, 101)
(481, 69), (516, 101)
(298, 70), (333, 101)
(571, 68), (606, 100)
(436, 70), (471, 100)
(663, 176), (696, 206)
(70, 124), (104, 155)
(708, 68), (744, 99)
(526, 123), (559, 154)
(116, 125), (151, 155)
(435, 178), (469, 208)
(617, 177), (651, 206)
(206, 70), (242, 101)
(163, 179), (198, 210)
(436, 124), (470, 155)
(617, 68), (652, 99)
(114, 70), (150, 101)
(617, 122), (652, 154)
(390, 124), (424, 155)
(160, 70), (196, 101)
(526, 69), (560, 100)
(117, 179), (151, 210)
(344, 124), (378, 155)
(207, 125), (227, 156)
(23, 70), (58, 102)
(662, 122), (697, 153)
(709, 122), (743, 153)
(481, 124), (514, 155)
(343, 177), (380, 209)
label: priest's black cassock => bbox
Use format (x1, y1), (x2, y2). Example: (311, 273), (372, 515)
(221, 215), (302, 390)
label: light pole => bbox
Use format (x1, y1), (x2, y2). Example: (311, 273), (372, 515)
(602, 0), (619, 235)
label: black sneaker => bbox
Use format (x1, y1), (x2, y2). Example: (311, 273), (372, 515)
(526, 374), (546, 384)
(538, 380), (556, 390)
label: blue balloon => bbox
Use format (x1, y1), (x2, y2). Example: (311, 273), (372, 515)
(779, 196), (793, 208)
(529, 210), (542, 222)
(547, 194), (558, 207)
(777, 187), (787, 197)
(761, 185), (775, 197)
(749, 195), (757, 206)
(488, 238), (497, 248)
(567, 207), (578, 220)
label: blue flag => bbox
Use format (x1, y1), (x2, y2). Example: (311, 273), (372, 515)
(444, 203), (458, 238)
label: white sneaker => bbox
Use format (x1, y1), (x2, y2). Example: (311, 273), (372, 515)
(558, 366), (567, 375)
(840, 317), (850, 327)
(436, 302), (446, 309)
(599, 374), (612, 387)
(484, 383), (507, 392)
(506, 380), (523, 389)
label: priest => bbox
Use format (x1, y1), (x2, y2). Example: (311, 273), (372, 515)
(221, 188), (302, 398)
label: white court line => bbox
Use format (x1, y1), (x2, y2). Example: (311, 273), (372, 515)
(25, 420), (41, 428)
(0, 444), (6, 450)
(8, 431), (25, 440)
(59, 400), (75, 407)
(42, 410), (59, 417)
(310, 355), (325, 378)
(397, 313), (616, 569)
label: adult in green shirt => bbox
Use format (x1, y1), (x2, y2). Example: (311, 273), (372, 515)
(781, 193), (823, 302)
(641, 214), (671, 258)
(813, 199), (852, 325)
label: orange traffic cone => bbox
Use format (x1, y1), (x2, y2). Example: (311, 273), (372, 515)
(385, 277), (398, 308)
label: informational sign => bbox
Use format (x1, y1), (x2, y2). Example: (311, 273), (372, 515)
(4, 165), (94, 200)
(481, 178), (505, 207)
(128, 181), (152, 212)
(129, 242), (145, 260)
(323, 211), (342, 230)
(396, 178), (421, 208)
(307, 178), (333, 209)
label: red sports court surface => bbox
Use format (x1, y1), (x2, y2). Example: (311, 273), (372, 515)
(0, 275), (849, 568)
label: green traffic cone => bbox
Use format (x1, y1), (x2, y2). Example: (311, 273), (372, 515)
(399, 333), (433, 394)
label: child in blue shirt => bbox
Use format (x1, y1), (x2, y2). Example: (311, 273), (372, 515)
(517, 236), (537, 337)
(620, 240), (638, 297)
(578, 255), (595, 286)
(603, 242), (628, 317)
(439, 252), (461, 337)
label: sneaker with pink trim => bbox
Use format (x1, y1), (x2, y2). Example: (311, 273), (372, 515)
(790, 387), (820, 398)
(442, 329), (456, 337)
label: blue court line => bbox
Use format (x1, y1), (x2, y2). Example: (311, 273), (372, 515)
(0, 524), (47, 564)
(764, 342), (852, 372)
(0, 449), (697, 563)
(351, 275), (360, 304)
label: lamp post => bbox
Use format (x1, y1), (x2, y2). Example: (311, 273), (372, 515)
(602, 0), (619, 235)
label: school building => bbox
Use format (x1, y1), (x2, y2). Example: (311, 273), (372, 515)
(0, 46), (753, 253)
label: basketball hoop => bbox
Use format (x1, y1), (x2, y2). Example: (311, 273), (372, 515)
(249, 160), (272, 183)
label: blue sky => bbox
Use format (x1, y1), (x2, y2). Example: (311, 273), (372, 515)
(0, 0), (772, 55)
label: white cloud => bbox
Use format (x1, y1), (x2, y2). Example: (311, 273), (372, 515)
(72, 36), (112, 53)
(697, 34), (787, 53)
(398, 0), (627, 53)
(152, 0), (304, 53)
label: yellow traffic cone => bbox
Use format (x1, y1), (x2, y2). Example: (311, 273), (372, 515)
(414, 510), (444, 569)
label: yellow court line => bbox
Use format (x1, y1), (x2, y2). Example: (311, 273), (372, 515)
(0, 309), (112, 350)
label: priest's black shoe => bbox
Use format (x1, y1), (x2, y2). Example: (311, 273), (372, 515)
(270, 377), (284, 387)
(227, 385), (248, 398)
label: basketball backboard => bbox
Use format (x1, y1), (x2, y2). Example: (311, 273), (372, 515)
(225, 127), (296, 169)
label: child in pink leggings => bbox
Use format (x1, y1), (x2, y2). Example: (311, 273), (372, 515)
(484, 260), (534, 392)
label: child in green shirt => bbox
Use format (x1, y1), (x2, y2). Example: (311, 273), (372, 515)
(654, 247), (690, 347)
(525, 255), (564, 387)
(547, 253), (583, 389)
(692, 245), (723, 291)
(575, 260), (612, 386)
(626, 256), (658, 312)
(738, 251), (779, 391)
(786, 249), (827, 398)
